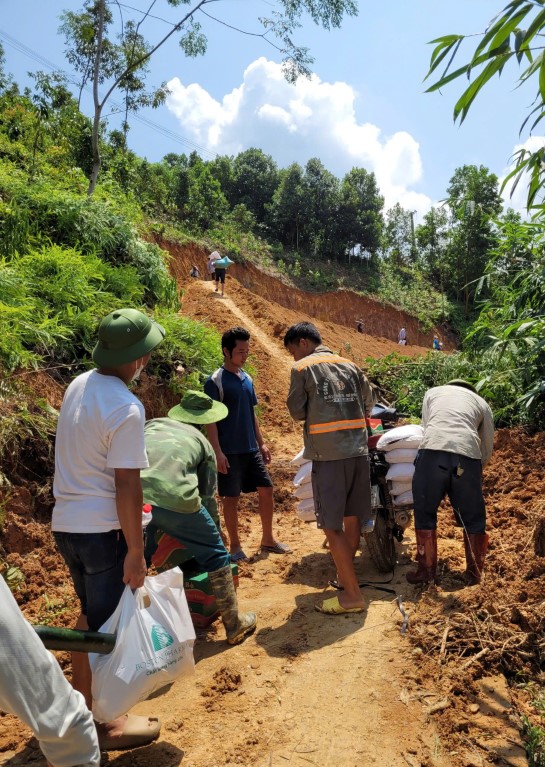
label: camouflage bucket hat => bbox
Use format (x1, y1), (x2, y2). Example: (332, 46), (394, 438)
(92, 308), (165, 367)
(168, 390), (228, 425)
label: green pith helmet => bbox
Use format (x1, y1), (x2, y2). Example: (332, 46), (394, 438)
(446, 379), (477, 394)
(168, 390), (228, 425)
(92, 308), (165, 367)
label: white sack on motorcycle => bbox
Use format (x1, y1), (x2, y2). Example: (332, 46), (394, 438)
(386, 462), (415, 482)
(376, 424), (423, 451)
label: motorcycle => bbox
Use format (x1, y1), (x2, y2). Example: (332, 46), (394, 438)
(362, 405), (413, 573)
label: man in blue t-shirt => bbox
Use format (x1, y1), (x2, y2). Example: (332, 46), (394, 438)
(204, 327), (292, 562)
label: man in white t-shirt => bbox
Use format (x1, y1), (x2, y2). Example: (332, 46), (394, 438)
(52, 308), (164, 751)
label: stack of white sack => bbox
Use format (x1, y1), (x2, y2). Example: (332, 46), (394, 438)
(376, 424), (424, 507)
(291, 448), (316, 523)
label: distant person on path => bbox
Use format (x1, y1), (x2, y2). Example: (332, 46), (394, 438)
(398, 327), (407, 345)
(0, 575), (100, 767)
(141, 390), (257, 645)
(52, 308), (164, 751)
(432, 336), (443, 351)
(284, 322), (376, 615)
(214, 265), (227, 296)
(356, 319), (364, 334)
(190, 264), (200, 278)
(207, 254), (218, 280)
(407, 380), (494, 587)
(204, 327), (292, 562)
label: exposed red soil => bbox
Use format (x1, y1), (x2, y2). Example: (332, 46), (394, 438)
(156, 235), (451, 349)
(0, 247), (540, 767)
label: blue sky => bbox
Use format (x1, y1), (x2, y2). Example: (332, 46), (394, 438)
(0, 1), (536, 218)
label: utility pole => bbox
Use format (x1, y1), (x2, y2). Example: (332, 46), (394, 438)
(409, 210), (417, 262)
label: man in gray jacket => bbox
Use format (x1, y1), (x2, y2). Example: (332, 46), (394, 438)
(407, 380), (494, 586)
(284, 322), (376, 615)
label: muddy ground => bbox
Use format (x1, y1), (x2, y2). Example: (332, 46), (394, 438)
(0, 261), (542, 766)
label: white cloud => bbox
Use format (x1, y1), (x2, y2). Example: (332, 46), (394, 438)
(499, 136), (545, 215)
(166, 57), (432, 217)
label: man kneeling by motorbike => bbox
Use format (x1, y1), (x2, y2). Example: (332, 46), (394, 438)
(141, 391), (256, 644)
(408, 380), (494, 587)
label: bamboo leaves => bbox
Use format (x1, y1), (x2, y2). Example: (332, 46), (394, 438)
(425, 1), (545, 209)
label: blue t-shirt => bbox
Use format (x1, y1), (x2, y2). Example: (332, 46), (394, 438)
(204, 367), (258, 454)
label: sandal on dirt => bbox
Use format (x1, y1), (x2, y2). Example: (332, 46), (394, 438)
(230, 550), (249, 563)
(260, 541), (292, 554)
(97, 714), (161, 751)
(328, 580), (344, 591)
(315, 596), (366, 615)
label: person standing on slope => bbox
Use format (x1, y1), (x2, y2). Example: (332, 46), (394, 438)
(52, 308), (164, 751)
(204, 327), (292, 562)
(407, 380), (494, 586)
(284, 322), (376, 615)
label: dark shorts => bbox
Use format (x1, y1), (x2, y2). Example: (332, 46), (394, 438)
(311, 455), (371, 531)
(218, 451), (273, 497)
(412, 449), (486, 533)
(53, 530), (127, 631)
(215, 268), (226, 284)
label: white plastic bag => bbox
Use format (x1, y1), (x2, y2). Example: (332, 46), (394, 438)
(384, 448), (419, 464)
(90, 569), (196, 722)
(291, 448), (307, 467)
(296, 497), (316, 523)
(294, 482), (314, 501)
(293, 462), (312, 487)
(376, 425), (423, 451)
(386, 462), (415, 482)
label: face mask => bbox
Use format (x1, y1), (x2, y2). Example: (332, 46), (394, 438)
(130, 359), (145, 383)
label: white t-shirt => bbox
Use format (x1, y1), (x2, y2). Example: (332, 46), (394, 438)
(52, 370), (148, 533)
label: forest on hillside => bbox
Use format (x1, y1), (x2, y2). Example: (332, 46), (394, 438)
(2, 0), (545, 437)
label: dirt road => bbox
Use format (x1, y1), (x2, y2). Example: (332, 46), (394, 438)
(0, 266), (534, 767)
(119, 276), (451, 767)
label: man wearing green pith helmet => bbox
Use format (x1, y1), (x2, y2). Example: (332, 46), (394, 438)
(52, 308), (164, 751)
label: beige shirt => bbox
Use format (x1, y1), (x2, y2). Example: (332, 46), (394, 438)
(420, 385), (494, 465)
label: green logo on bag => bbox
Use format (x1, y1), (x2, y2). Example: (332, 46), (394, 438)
(151, 624), (174, 651)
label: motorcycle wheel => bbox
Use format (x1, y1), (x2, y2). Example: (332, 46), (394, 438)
(364, 508), (397, 573)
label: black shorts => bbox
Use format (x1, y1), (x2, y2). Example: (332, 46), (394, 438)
(412, 449), (486, 533)
(218, 451), (273, 497)
(53, 529), (127, 631)
(311, 455), (371, 531)
(215, 268), (226, 284)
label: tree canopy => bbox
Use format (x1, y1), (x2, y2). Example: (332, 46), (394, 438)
(60, 0), (359, 194)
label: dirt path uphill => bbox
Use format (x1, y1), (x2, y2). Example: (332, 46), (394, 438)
(110, 271), (455, 767)
(0, 265), (501, 767)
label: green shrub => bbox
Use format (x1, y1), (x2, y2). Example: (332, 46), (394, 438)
(0, 166), (178, 308)
(366, 350), (526, 426)
(152, 311), (223, 392)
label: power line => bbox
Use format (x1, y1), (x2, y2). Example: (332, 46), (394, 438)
(0, 27), (217, 160)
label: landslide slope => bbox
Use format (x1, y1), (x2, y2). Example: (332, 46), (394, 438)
(0, 241), (538, 767)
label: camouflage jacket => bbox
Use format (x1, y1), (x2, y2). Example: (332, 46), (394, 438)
(141, 418), (219, 524)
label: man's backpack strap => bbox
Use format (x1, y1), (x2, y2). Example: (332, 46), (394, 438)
(210, 367), (224, 402)
(210, 367), (253, 403)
